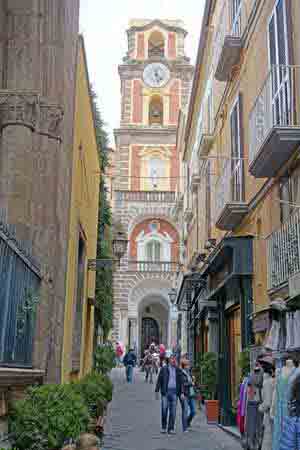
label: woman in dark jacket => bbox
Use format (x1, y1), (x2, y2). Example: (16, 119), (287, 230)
(180, 358), (196, 432)
(279, 374), (300, 450)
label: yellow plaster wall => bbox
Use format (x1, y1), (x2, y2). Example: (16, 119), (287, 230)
(61, 38), (100, 382)
(184, 0), (300, 308)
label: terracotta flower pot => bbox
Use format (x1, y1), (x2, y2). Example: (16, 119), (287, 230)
(205, 400), (219, 424)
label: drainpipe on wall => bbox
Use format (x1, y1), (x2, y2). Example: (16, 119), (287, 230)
(196, 185), (199, 254)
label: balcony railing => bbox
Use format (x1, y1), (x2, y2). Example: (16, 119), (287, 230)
(214, 0), (254, 81)
(128, 260), (180, 272)
(114, 190), (176, 203)
(249, 65), (300, 178)
(214, 158), (248, 230)
(267, 210), (300, 291)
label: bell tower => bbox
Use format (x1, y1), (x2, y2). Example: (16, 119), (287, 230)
(113, 19), (193, 352)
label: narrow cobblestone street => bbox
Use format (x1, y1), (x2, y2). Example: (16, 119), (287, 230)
(103, 369), (242, 450)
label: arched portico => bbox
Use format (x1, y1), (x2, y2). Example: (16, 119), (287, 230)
(128, 278), (175, 357)
(138, 294), (170, 356)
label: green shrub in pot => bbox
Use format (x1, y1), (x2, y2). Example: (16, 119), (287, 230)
(94, 345), (115, 374)
(200, 352), (218, 400)
(73, 371), (113, 418)
(9, 384), (89, 450)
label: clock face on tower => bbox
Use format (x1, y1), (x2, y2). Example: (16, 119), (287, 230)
(143, 63), (170, 88)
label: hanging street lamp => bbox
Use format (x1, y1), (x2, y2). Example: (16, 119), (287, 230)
(88, 227), (128, 271)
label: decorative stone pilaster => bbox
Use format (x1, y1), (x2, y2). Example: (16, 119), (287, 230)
(39, 101), (64, 141)
(0, 90), (64, 141)
(0, 91), (39, 131)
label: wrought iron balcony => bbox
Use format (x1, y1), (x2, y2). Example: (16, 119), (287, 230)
(114, 190), (176, 203)
(214, 0), (253, 82)
(249, 65), (300, 178)
(128, 260), (180, 272)
(214, 159), (248, 231)
(267, 211), (300, 291)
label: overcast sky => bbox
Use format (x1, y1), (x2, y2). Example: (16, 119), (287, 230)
(79, 0), (205, 144)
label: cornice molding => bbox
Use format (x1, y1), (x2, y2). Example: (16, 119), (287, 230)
(114, 125), (177, 137)
(127, 19), (188, 37)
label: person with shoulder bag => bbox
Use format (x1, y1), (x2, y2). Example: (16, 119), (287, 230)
(180, 358), (197, 432)
(155, 353), (185, 435)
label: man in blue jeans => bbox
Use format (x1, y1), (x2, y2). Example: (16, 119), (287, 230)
(123, 348), (137, 383)
(155, 354), (184, 434)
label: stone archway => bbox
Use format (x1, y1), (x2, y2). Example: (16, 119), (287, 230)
(138, 294), (170, 356)
(127, 278), (174, 357)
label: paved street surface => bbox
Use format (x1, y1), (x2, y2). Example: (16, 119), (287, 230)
(103, 368), (242, 450)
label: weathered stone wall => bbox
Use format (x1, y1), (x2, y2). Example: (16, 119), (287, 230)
(0, 0), (80, 383)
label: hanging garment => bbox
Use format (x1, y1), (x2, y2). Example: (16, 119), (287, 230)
(259, 374), (274, 450)
(241, 378), (249, 418)
(238, 379), (248, 433)
(245, 400), (264, 450)
(286, 312), (295, 351)
(292, 311), (300, 350)
(265, 320), (280, 351)
(287, 367), (300, 412)
(279, 416), (300, 450)
(272, 368), (298, 450)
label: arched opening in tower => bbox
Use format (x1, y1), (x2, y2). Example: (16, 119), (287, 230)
(149, 95), (164, 126)
(148, 31), (165, 58)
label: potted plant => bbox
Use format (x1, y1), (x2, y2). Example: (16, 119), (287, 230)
(201, 352), (219, 423)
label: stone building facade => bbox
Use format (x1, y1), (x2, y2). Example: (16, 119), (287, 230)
(0, 0), (80, 388)
(112, 19), (193, 355)
(175, 0), (300, 426)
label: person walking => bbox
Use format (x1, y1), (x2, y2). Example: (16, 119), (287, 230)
(123, 348), (137, 383)
(180, 358), (197, 432)
(143, 350), (154, 383)
(159, 344), (166, 368)
(115, 341), (124, 367)
(155, 353), (185, 435)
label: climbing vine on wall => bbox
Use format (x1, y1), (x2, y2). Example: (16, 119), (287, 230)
(90, 87), (113, 341)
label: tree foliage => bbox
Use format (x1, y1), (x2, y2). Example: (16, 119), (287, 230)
(90, 87), (113, 341)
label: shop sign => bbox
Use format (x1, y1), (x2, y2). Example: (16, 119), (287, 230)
(252, 311), (270, 333)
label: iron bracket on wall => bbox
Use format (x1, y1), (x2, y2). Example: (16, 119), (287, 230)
(88, 259), (114, 270)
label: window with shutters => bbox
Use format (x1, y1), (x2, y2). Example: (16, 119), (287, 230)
(72, 234), (86, 372)
(205, 161), (211, 239)
(146, 240), (161, 261)
(149, 157), (166, 190)
(279, 165), (300, 224)
(268, 0), (290, 126)
(230, 96), (244, 203)
(207, 86), (214, 135)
